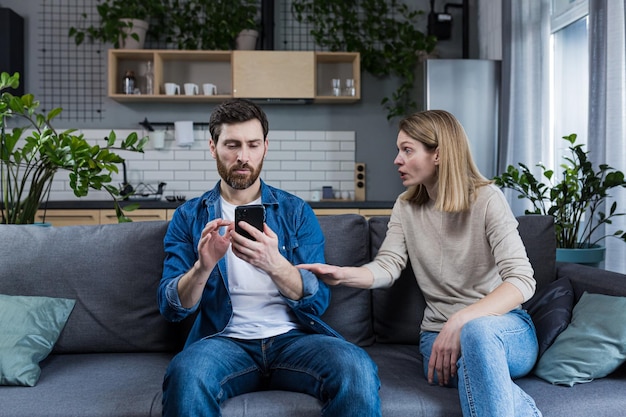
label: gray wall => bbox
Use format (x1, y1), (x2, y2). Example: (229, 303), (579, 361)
(1, 0), (469, 201)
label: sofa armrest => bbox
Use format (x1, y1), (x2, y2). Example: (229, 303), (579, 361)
(557, 262), (626, 300)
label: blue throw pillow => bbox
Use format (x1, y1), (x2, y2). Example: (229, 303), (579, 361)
(0, 294), (75, 386)
(523, 277), (575, 357)
(534, 292), (626, 386)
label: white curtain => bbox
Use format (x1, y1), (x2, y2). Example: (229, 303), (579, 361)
(588, 0), (626, 274)
(499, 0), (552, 215)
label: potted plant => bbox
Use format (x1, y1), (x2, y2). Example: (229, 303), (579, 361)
(68, 0), (168, 49)
(0, 72), (148, 225)
(494, 133), (626, 265)
(163, 0), (258, 50)
(292, 0), (437, 120)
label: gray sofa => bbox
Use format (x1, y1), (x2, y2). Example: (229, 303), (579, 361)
(1, 214), (625, 417)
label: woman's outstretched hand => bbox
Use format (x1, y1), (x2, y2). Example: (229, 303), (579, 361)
(297, 264), (374, 289)
(297, 263), (345, 286)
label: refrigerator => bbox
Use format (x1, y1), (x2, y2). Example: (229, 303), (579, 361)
(415, 59), (501, 179)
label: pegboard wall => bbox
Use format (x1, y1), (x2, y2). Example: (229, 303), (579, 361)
(39, 0), (105, 121)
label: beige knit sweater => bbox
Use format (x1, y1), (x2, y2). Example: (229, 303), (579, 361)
(364, 184), (536, 332)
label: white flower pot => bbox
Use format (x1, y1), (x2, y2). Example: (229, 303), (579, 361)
(236, 29), (259, 50)
(118, 19), (149, 49)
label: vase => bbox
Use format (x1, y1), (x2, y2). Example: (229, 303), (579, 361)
(556, 244), (606, 267)
(118, 19), (149, 49)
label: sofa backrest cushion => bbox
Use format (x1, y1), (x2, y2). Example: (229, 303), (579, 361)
(369, 216), (425, 345)
(515, 215), (556, 292)
(318, 214), (375, 347)
(0, 221), (184, 354)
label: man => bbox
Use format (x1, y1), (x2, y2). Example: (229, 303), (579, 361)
(158, 98), (381, 417)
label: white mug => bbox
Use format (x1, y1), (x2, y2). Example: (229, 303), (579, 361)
(149, 130), (165, 150)
(202, 83), (217, 96)
(184, 83), (199, 96)
(164, 83), (180, 95)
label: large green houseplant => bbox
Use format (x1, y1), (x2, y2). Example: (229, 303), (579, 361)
(0, 72), (148, 224)
(292, 0), (437, 120)
(68, 0), (168, 48)
(494, 134), (626, 256)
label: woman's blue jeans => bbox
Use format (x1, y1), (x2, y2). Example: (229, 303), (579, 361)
(420, 309), (542, 417)
(162, 329), (381, 417)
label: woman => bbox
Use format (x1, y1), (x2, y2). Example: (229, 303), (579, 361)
(298, 110), (542, 417)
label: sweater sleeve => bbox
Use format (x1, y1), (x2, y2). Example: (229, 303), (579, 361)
(485, 188), (537, 302)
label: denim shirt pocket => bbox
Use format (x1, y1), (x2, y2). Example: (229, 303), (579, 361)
(279, 232), (300, 261)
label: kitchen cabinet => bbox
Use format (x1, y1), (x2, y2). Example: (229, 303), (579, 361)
(35, 209), (100, 227)
(100, 209), (168, 224)
(232, 51), (315, 99)
(108, 49), (360, 103)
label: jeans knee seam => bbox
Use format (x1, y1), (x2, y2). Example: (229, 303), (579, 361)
(460, 356), (478, 417)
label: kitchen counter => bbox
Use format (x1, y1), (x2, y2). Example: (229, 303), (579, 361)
(40, 200), (395, 210)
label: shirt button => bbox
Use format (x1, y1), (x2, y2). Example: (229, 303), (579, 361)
(310, 321), (315, 326)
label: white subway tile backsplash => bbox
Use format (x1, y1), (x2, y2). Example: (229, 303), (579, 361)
(175, 171), (205, 181)
(46, 129), (356, 201)
(265, 150), (296, 161)
(311, 141), (341, 151)
(311, 161), (342, 171)
(295, 131), (326, 141)
(281, 161), (311, 171)
(296, 151), (326, 161)
(280, 141), (311, 151)
(266, 171), (296, 181)
(325, 131), (355, 141)
(268, 131), (296, 140)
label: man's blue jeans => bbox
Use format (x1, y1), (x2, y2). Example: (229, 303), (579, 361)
(420, 309), (542, 417)
(162, 329), (381, 417)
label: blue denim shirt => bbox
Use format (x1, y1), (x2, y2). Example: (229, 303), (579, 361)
(157, 180), (341, 347)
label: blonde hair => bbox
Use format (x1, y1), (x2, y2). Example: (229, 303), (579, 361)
(399, 110), (492, 212)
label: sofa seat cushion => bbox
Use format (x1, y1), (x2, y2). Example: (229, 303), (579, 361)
(365, 344), (463, 417)
(518, 365), (626, 417)
(220, 343), (463, 417)
(0, 353), (172, 417)
(222, 391), (321, 417)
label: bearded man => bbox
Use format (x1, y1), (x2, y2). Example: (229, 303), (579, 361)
(158, 98), (381, 417)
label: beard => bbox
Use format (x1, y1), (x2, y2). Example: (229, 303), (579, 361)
(216, 153), (263, 190)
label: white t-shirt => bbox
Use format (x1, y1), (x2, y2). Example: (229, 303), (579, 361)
(220, 198), (298, 339)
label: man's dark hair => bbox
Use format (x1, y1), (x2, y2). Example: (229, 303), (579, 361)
(209, 98), (269, 143)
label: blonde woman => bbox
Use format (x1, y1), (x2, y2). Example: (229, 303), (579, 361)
(299, 110), (542, 417)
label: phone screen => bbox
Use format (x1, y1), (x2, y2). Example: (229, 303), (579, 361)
(235, 205), (265, 240)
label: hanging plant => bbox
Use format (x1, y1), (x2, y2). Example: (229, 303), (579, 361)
(292, 0), (437, 120)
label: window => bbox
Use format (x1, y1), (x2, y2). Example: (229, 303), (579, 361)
(550, 0), (588, 165)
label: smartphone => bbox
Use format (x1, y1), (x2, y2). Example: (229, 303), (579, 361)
(235, 204), (265, 240)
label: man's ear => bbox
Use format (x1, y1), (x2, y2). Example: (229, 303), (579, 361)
(209, 138), (217, 158)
